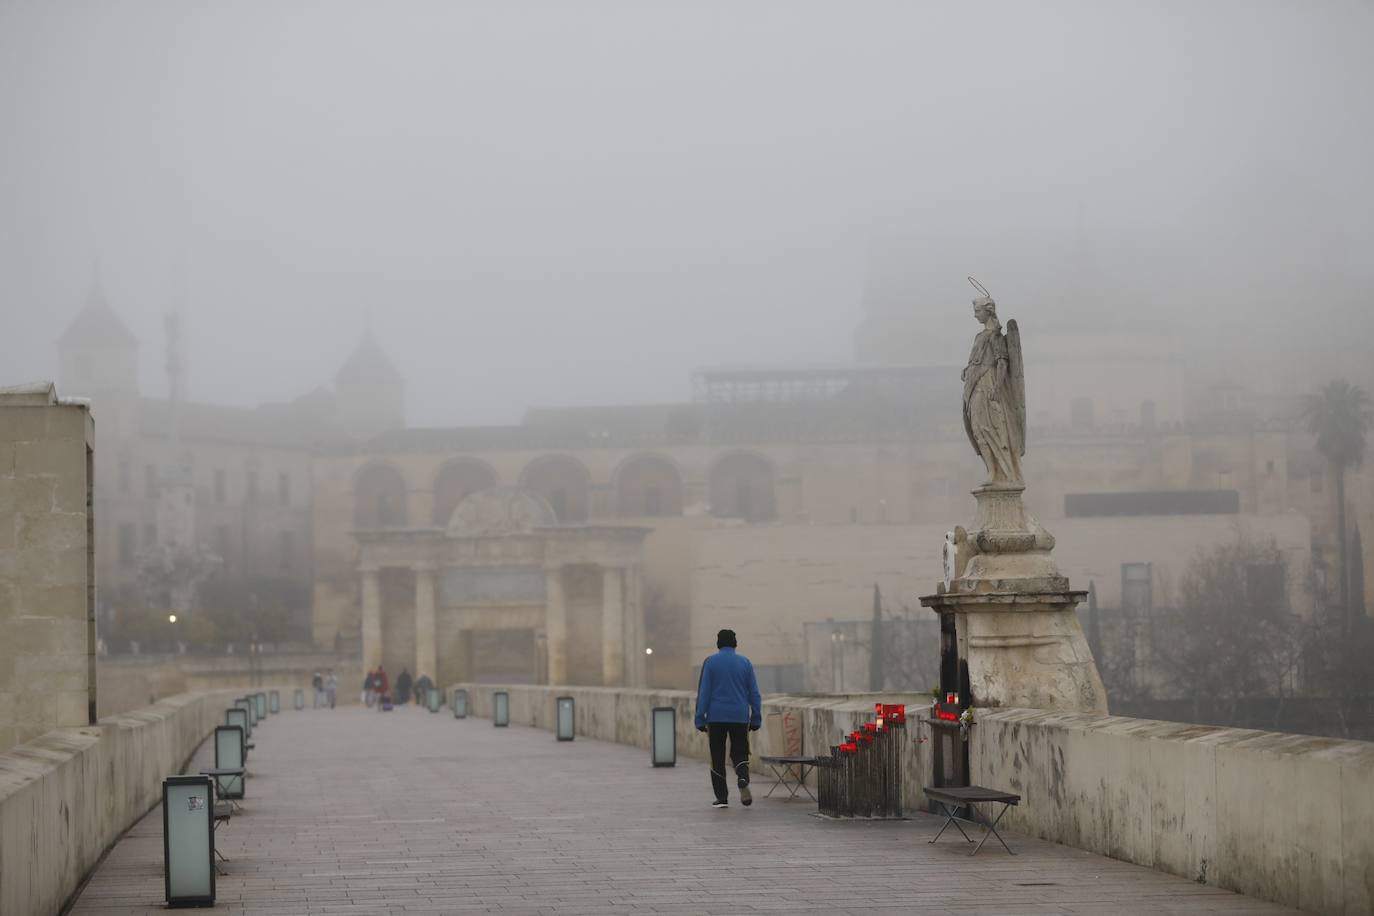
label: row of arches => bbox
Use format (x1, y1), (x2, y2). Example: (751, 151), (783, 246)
(353, 452), (777, 529)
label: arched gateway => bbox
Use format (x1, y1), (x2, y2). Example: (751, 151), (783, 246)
(354, 486), (649, 687)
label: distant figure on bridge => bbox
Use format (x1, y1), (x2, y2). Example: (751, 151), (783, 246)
(363, 669), (376, 706)
(374, 665), (390, 711)
(325, 670), (337, 708)
(414, 673), (433, 706)
(694, 629), (762, 809)
(395, 667), (413, 705)
(312, 670), (324, 708)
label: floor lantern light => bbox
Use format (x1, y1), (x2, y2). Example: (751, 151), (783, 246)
(234, 699), (254, 735)
(213, 726), (246, 800)
(651, 706), (676, 767)
(493, 690), (510, 727)
(162, 775), (215, 907)
(427, 687), (441, 712)
(269, 690), (280, 714)
(293, 688), (304, 710)
(224, 707), (251, 748)
(453, 689), (468, 719)
(253, 692), (266, 720)
(556, 696), (575, 741)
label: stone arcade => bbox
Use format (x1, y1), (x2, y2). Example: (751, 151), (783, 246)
(354, 487), (649, 687)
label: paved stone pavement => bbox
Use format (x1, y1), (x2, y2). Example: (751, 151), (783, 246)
(69, 706), (1301, 916)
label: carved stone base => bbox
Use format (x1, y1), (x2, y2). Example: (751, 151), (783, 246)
(920, 588), (1108, 715)
(960, 485), (1060, 583)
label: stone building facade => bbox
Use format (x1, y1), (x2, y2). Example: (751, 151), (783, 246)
(311, 366), (1343, 693)
(55, 287), (404, 636)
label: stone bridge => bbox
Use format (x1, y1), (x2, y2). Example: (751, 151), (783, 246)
(3, 685), (1370, 915)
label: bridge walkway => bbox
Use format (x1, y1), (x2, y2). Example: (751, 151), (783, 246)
(69, 705), (1298, 915)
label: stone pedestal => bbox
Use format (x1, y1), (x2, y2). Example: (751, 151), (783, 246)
(921, 485), (1108, 715)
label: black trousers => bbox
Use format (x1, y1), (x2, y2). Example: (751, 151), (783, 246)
(707, 723), (751, 801)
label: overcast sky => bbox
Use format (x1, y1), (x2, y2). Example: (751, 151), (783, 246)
(2, 1), (1371, 425)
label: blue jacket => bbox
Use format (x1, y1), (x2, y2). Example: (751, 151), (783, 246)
(694, 647), (762, 728)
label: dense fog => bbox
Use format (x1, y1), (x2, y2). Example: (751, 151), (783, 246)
(2, 1), (1372, 422)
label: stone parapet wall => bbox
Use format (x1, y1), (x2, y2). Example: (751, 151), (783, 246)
(97, 652), (359, 717)
(973, 709), (1374, 916)
(451, 684), (1374, 916)
(0, 689), (239, 916)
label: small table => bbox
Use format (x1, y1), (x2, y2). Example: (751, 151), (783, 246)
(923, 785), (1020, 855)
(759, 756), (819, 801)
(201, 767), (246, 812)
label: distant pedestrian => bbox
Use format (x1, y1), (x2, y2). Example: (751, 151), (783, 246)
(395, 668), (413, 705)
(374, 665), (390, 711)
(414, 673), (433, 708)
(325, 670), (337, 708)
(694, 629), (761, 809)
(312, 670), (323, 708)
(363, 669), (376, 706)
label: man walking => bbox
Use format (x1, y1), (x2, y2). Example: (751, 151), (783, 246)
(694, 629), (762, 809)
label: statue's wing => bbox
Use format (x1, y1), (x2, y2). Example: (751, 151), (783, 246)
(1006, 319), (1027, 456)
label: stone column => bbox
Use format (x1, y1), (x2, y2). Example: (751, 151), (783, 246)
(545, 566), (568, 685)
(414, 563), (437, 680)
(361, 567), (382, 670)
(602, 566), (625, 686)
(624, 564), (645, 687)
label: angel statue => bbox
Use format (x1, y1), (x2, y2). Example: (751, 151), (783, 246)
(961, 279), (1025, 489)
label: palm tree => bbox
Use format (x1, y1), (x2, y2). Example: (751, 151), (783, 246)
(1303, 379), (1373, 626)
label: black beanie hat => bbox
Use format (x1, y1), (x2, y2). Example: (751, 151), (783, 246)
(717, 629), (737, 649)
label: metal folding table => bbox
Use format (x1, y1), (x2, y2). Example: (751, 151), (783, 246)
(923, 785), (1021, 855)
(759, 755), (820, 801)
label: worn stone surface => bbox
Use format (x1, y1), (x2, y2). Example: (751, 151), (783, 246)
(920, 590), (1109, 715)
(69, 705), (1300, 916)
(0, 386), (95, 754)
(973, 708), (1374, 916)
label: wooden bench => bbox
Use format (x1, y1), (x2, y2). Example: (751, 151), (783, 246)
(923, 785), (1020, 855)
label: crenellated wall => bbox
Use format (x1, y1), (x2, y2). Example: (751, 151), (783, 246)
(450, 683), (1374, 916)
(0, 689), (240, 916)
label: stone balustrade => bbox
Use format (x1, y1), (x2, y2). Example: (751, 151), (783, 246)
(449, 683), (1374, 916)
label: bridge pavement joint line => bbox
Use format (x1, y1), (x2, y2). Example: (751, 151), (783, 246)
(68, 707), (1299, 916)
